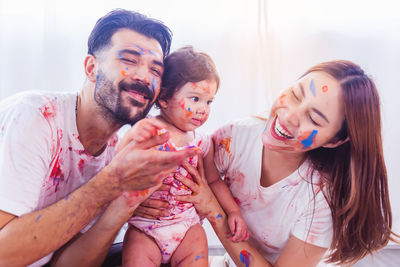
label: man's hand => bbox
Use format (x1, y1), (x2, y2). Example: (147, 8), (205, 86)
(116, 118), (166, 153)
(106, 129), (199, 194)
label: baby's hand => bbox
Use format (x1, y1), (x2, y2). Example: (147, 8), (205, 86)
(228, 211), (249, 242)
(116, 118), (166, 153)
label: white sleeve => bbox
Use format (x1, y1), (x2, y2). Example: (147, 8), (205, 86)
(291, 190), (333, 248)
(0, 104), (53, 216)
(211, 123), (234, 176)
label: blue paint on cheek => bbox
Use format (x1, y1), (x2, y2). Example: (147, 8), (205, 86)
(310, 79), (316, 96)
(301, 129), (318, 149)
(151, 77), (156, 91)
(188, 107), (191, 111)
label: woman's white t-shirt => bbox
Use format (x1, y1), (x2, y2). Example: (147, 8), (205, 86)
(212, 117), (333, 264)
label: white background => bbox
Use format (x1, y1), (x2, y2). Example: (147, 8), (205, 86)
(1, 0), (400, 260)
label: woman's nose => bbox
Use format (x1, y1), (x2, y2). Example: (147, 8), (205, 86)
(285, 106), (300, 127)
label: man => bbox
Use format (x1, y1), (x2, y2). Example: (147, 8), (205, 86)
(0, 9), (197, 266)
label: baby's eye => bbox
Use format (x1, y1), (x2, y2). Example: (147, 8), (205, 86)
(190, 96), (199, 102)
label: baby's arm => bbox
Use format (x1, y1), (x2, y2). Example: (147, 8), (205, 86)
(203, 143), (249, 242)
(116, 118), (166, 153)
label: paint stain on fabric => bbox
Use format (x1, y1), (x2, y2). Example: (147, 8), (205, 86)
(301, 129), (318, 149)
(279, 93), (287, 105)
(240, 250), (250, 267)
(310, 79), (316, 96)
(218, 137), (232, 156)
(78, 159), (85, 173)
(39, 101), (57, 119)
(322, 85), (328, 92)
(50, 149), (64, 192)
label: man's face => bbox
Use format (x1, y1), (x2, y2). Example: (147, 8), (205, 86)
(94, 29), (164, 125)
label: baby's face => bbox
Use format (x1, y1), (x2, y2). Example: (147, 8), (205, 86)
(161, 79), (217, 132)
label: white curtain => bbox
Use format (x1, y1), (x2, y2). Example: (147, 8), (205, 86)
(1, 0), (400, 253)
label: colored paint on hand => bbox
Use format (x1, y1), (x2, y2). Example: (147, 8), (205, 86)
(301, 129), (318, 149)
(310, 79), (316, 96)
(240, 250), (251, 267)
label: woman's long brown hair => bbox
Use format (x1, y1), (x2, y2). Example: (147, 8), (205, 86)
(303, 60), (397, 265)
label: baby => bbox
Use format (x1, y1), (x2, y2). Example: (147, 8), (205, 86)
(122, 46), (247, 266)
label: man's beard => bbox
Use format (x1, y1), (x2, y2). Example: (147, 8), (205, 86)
(94, 70), (155, 125)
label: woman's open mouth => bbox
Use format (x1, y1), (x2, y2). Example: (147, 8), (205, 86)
(271, 116), (294, 140)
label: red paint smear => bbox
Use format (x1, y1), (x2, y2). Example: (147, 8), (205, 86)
(50, 149), (64, 192)
(191, 82), (197, 90)
(197, 139), (202, 147)
(179, 99), (185, 110)
(109, 134), (119, 147)
(39, 101), (57, 119)
(78, 159), (85, 173)
(322, 85), (328, 92)
(121, 70), (128, 76)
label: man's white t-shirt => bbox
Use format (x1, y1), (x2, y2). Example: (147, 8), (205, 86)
(0, 91), (117, 266)
(212, 117), (333, 264)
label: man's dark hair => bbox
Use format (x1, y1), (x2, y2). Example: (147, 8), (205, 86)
(88, 9), (172, 58)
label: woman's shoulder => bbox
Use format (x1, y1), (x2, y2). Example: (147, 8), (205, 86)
(215, 116), (267, 134)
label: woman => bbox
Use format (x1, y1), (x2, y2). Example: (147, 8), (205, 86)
(173, 60), (397, 266)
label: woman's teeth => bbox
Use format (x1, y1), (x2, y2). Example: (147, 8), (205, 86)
(274, 119), (294, 139)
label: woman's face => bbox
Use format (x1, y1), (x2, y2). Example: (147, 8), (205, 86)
(262, 71), (346, 153)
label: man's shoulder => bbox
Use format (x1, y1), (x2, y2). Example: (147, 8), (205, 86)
(1, 91), (74, 107)
(0, 91), (76, 116)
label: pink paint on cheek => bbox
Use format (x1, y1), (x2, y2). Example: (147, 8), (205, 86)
(179, 99), (185, 110)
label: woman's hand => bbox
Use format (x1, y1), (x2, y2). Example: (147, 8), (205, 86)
(173, 158), (220, 218)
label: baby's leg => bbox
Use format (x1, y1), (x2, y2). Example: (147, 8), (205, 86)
(170, 224), (208, 267)
(122, 225), (162, 267)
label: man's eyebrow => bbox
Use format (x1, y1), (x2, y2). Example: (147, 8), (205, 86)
(312, 108), (330, 123)
(152, 60), (164, 68)
(118, 49), (141, 57)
